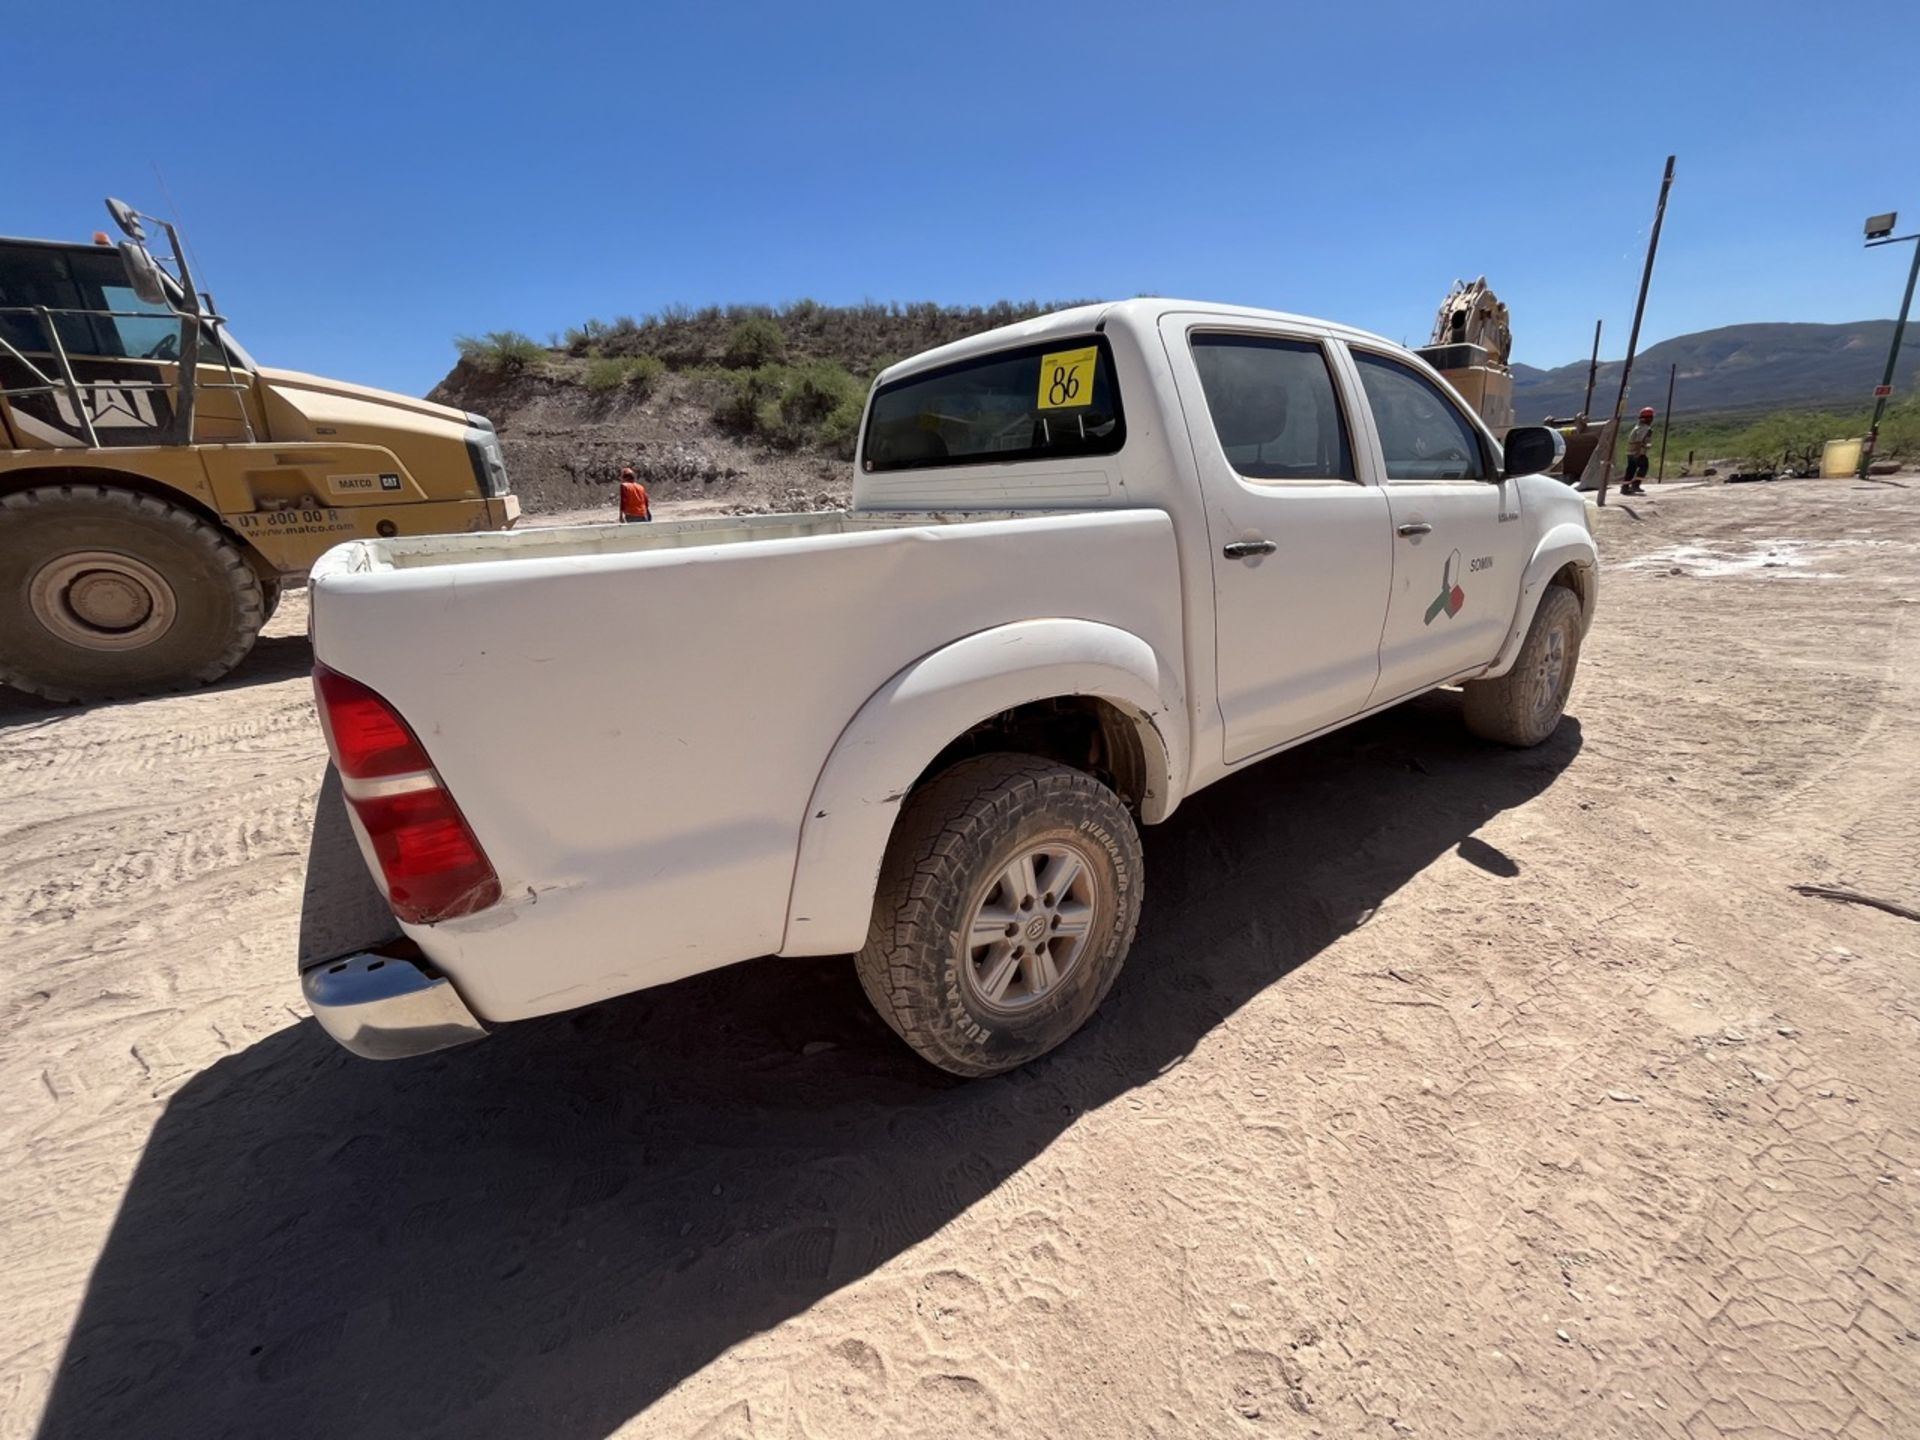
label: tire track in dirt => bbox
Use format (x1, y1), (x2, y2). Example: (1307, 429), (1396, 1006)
(5, 782), (315, 931)
(1776, 607), (1920, 912)
(0, 598), (327, 1421)
(0, 701), (317, 783)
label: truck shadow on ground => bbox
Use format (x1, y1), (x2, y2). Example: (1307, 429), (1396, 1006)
(36, 695), (1581, 1440)
(0, 632), (313, 728)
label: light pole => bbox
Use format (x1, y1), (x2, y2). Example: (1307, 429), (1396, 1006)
(1597, 155), (1677, 507)
(1860, 211), (1920, 478)
(1657, 362), (1676, 482)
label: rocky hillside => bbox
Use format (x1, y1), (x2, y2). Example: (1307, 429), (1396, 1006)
(1511, 320), (1920, 422)
(429, 301), (1078, 514)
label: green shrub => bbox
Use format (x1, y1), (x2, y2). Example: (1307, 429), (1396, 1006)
(713, 366), (784, 432)
(624, 353), (665, 394)
(455, 331), (546, 373)
(817, 392), (866, 458)
(710, 361), (865, 451)
(584, 354), (666, 395)
(778, 362), (863, 432)
(723, 316), (788, 369)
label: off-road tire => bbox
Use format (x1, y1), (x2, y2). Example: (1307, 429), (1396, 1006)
(260, 579), (283, 625)
(1462, 584), (1583, 747)
(0, 485), (266, 703)
(856, 754), (1144, 1078)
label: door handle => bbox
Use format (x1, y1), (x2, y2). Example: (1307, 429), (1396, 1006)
(1222, 539), (1278, 559)
(1396, 522), (1433, 537)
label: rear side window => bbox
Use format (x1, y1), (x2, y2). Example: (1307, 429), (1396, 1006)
(863, 335), (1124, 472)
(1352, 350), (1487, 480)
(1190, 333), (1354, 480)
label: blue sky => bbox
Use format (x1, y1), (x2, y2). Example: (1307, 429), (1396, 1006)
(11, 0), (1917, 396)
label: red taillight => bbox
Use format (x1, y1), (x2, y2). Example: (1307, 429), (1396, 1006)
(314, 665), (431, 779)
(312, 665), (501, 925)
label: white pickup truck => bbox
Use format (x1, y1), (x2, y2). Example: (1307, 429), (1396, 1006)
(302, 299), (1595, 1076)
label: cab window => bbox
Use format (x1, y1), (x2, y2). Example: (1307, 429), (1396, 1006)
(99, 284), (183, 360)
(1352, 351), (1487, 481)
(1190, 333), (1354, 481)
(0, 243), (218, 363)
(863, 335), (1124, 471)
(63, 248), (187, 361)
(0, 244), (97, 356)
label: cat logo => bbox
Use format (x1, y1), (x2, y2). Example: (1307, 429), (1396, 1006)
(54, 382), (159, 430)
(6, 379), (166, 447)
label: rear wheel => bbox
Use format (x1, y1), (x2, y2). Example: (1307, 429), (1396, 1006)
(0, 486), (266, 703)
(856, 754), (1143, 1077)
(1462, 584), (1583, 747)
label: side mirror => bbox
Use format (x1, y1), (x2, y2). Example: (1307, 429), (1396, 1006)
(105, 197), (147, 241)
(119, 242), (170, 308)
(1502, 425), (1565, 479)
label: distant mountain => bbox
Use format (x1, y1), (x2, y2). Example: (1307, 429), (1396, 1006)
(1510, 320), (1920, 421)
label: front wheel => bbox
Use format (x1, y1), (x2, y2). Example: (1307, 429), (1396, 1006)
(1462, 584), (1583, 747)
(0, 485), (266, 703)
(856, 754), (1144, 1077)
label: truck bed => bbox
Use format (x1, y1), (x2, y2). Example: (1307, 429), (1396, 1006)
(313, 508), (1048, 574)
(308, 506), (1184, 1021)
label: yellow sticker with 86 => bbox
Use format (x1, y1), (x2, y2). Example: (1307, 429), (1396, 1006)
(1036, 346), (1097, 410)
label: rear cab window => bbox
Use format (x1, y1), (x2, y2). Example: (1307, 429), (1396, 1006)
(863, 335), (1124, 472)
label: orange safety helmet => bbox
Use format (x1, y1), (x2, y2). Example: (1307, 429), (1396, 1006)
(1639, 407), (1656, 419)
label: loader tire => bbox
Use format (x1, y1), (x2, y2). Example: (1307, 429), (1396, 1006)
(856, 754), (1143, 1078)
(0, 485), (266, 703)
(1462, 584), (1583, 747)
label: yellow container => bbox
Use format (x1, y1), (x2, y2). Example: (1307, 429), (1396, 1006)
(1821, 438), (1864, 478)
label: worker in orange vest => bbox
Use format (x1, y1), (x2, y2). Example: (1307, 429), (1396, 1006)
(617, 466), (652, 523)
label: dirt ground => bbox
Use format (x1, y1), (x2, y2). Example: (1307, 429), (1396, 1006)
(3, 479), (1917, 1440)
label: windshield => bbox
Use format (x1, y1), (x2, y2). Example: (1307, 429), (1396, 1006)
(862, 335), (1125, 472)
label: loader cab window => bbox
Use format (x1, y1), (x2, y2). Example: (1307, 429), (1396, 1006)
(0, 243), (97, 356)
(863, 334), (1125, 472)
(99, 284), (183, 361)
(1190, 332), (1354, 481)
(0, 242), (237, 365)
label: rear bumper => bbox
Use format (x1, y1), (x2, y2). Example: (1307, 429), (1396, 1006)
(300, 944), (489, 1059)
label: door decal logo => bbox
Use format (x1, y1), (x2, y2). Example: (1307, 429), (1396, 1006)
(1424, 550), (1466, 625)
